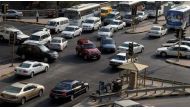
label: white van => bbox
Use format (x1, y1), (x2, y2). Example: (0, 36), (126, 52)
(82, 17), (101, 31)
(46, 17), (69, 33)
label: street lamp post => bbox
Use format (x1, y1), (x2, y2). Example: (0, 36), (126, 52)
(154, 1), (160, 24)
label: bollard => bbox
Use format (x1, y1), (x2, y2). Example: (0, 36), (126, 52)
(161, 81), (163, 87)
(151, 79), (153, 85)
(163, 89), (165, 93)
(145, 89), (147, 95)
(136, 91), (138, 96)
(154, 89), (156, 94)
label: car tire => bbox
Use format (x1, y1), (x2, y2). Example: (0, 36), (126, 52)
(38, 90), (43, 97)
(97, 55), (101, 60)
(186, 55), (190, 59)
(79, 32), (81, 36)
(44, 57), (49, 63)
(160, 52), (167, 57)
(70, 95), (74, 101)
(30, 72), (34, 78)
(140, 48), (144, 53)
(21, 97), (26, 105)
(21, 54), (26, 60)
(15, 15), (18, 19)
(0, 35), (4, 41)
(44, 66), (48, 72)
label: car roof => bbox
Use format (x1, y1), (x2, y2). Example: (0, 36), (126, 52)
(123, 41), (137, 44)
(52, 37), (63, 40)
(23, 41), (43, 46)
(32, 31), (48, 36)
(66, 25), (79, 28)
(101, 6), (111, 10)
(152, 25), (162, 28)
(60, 80), (79, 85)
(110, 11), (119, 15)
(11, 82), (29, 88)
(174, 45), (190, 48)
(23, 61), (38, 65)
(6, 27), (20, 32)
(116, 52), (126, 56)
(49, 17), (69, 22)
(112, 19), (121, 22)
(86, 17), (100, 20)
(77, 38), (93, 44)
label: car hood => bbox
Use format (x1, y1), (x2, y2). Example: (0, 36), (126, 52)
(110, 59), (124, 63)
(98, 32), (110, 35)
(1, 91), (19, 96)
(118, 46), (128, 50)
(47, 50), (58, 55)
(62, 31), (74, 34)
(85, 48), (100, 54)
(161, 43), (174, 47)
(102, 44), (116, 48)
(157, 47), (168, 51)
(24, 40), (43, 44)
(17, 34), (30, 39)
(108, 25), (118, 28)
(82, 23), (94, 27)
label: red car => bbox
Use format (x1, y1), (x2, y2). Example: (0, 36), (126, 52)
(76, 38), (101, 60)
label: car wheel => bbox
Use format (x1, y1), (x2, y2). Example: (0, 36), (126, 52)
(186, 55), (190, 59)
(44, 57), (49, 63)
(15, 15), (18, 19)
(38, 90), (43, 97)
(70, 95), (74, 101)
(97, 55), (101, 60)
(21, 54), (26, 60)
(140, 48), (144, 53)
(160, 52), (167, 57)
(30, 72), (34, 78)
(0, 35), (4, 41)
(44, 66), (48, 72)
(85, 86), (89, 93)
(21, 97), (26, 105)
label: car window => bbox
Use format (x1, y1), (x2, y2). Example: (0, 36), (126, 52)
(172, 47), (179, 51)
(19, 63), (31, 68)
(24, 85), (36, 91)
(33, 64), (38, 67)
(180, 47), (188, 51)
(5, 86), (22, 93)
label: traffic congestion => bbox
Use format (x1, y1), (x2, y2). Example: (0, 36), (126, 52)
(0, 1), (190, 107)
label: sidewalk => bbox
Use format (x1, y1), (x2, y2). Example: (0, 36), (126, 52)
(166, 58), (190, 68)
(0, 63), (19, 78)
(7, 18), (50, 25)
(125, 16), (166, 34)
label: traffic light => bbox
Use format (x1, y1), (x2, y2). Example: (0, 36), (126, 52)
(1, 4), (4, 13)
(9, 32), (17, 44)
(128, 43), (134, 56)
(181, 29), (186, 39)
(175, 29), (180, 38)
(5, 4), (8, 13)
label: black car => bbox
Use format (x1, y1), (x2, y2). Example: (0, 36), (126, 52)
(103, 11), (122, 26)
(50, 80), (89, 100)
(100, 37), (116, 53)
(16, 42), (59, 62)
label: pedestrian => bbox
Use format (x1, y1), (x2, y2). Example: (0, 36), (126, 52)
(36, 11), (39, 22)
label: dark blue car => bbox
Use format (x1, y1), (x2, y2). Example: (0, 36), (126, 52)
(100, 37), (116, 53)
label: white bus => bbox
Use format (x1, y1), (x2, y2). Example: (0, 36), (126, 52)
(144, 1), (169, 17)
(118, 1), (144, 17)
(64, 3), (101, 26)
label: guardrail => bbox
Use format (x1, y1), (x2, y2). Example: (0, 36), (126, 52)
(90, 85), (190, 103)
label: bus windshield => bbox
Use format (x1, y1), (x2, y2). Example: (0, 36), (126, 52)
(64, 10), (80, 20)
(118, 4), (131, 12)
(167, 11), (183, 22)
(145, 3), (156, 10)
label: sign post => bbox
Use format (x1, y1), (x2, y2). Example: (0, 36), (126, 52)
(9, 32), (16, 67)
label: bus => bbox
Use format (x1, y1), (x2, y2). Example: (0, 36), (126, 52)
(64, 3), (101, 26)
(166, 5), (190, 29)
(144, 1), (169, 17)
(117, 1), (144, 17)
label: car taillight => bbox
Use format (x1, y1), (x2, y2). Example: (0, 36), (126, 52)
(62, 92), (67, 96)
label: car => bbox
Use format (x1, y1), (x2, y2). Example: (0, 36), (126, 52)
(109, 52), (138, 67)
(118, 41), (144, 54)
(100, 37), (116, 53)
(161, 39), (179, 47)
(0, 82), (44, 105)
(76, 38), (101, 60)
(137, 11), (148, 21)
(49, 80), (89, 100)
(184, 37), (190, 41)
(103, 11), (122, 25)
(61, 25), (82, 39)
(16, 42), (59, 62)
(163, 40), (190, 47)
(148, 25), (168, 38)
(24, 31), (52, 45)
(15, 61), (49, 78)
(4, 9), (23, 19)
(108, 20), (126, 32)
(49, 37), (68, 51)
(123, 13), (140, 26)
(32, 27), (50, 34)
(82, 17), (101, 31)
(0, 26), (29, 44)
(97, 26), (114, 40)
(156, 45), (190, 58)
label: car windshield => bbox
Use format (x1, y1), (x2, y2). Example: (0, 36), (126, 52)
(16, 31), (23, 35)
(103, 39), (114, 44)
(29, 35), (40, 41)
(113, 55), (126, 61)
(39, 45), (50, 52)
(51, 39), (61, 43)
(19, 63), (31, 68)
(48, 21), (57, 26)
(83, 44), (96, 49)
(99, 28), (110, 32)
(5, 86), (22, 93)
(107, 14), (115, 18)
(151, 27), (161, 31)
(85, 19), (94, 24)
(55, 83), (71, 90)
(137, 12), (143, 16)
(110, 21), (119, 25)
(124, 15), (132, 19)
(64, 27), (75, 31)
(121, 43), (129, 47)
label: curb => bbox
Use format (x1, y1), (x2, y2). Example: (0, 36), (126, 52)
(165, 59), (190, 68)
(0, 71), (14, 79)
(7, 20), (46, 25)
(125, 30), (149, 34)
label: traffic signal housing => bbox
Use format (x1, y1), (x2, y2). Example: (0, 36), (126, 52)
(175, 29), (180, 39)
(181, 29), (186, 39)
(128, 43), (134, 56)
(9, 32), (17, 44)
(5, 4), (8, 13)
(1, 4), (8, 14)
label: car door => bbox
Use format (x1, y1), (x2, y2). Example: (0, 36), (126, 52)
(32, 46), (42, 59)
(32, 63), (40, 74)
(168, 47), (178, 56)
(23, 85), (37, 100)
(180, 47), (188, 56)
(133, 43), (141, 53)
(62, 38), (67, 48)
(72, 82), (83, 95)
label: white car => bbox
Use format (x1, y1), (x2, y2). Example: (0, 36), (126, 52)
(148, 25), (168, 38)
(156, 45), (190, 58)
(49, 37), (68, 51)
(161, 39), (179, 47)
(97, 26), (114, 40)
(4, 9), (23, 19)
(33, 27), (50, 34)
(24, 31), (52, 45)
(61, 26), (82, 39)
(0, 27), (29, 44)
(109, 53), (138, 67)
(118, 41), (144, 54)
(137, 11), (148, 21)
(82, 17), (101, 31)
(15, 61), (49, 78)
(108, 20), (126, 32)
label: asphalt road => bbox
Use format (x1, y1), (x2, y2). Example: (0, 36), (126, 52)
(1, 18), (190, 107)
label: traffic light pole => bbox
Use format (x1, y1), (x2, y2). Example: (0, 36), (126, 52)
(177, 29), (182, 62)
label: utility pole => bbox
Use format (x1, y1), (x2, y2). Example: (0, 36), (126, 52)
(9, 32), (16, 67)
(131, 5), (137, 32)
(56, 1), (59, 17)
(177, 29), (182, 62)
(154, 1), (160, 24)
